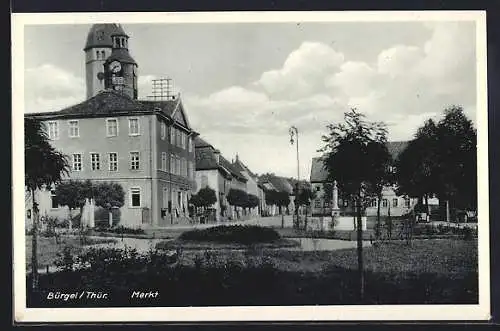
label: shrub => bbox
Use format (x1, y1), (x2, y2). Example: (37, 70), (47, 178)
(94, 225), (145, 235)
(54, 245), (75, 272)
(179, 225), (280, 245)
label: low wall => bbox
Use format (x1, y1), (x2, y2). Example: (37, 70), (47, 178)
(307, 216), (367, 232)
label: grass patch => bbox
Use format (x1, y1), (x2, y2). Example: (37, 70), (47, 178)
(25, 235), (117, 268)
(178, 225), (281, 245)
(27, 239), (478, 307)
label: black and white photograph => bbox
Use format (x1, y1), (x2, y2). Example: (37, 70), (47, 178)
(12, 11), (490, 322)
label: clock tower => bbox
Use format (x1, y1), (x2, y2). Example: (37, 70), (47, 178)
(84, 24), (129, 99)
(103, 31), (138, 99)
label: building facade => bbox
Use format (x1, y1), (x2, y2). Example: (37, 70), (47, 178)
(309, 141), (428, 217)
(194, 137), (253, 221)
(25, 23), (197, 229)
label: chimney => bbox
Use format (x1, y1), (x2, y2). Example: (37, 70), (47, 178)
(214, 149), (220, 164)
(235, 154), (239, 162)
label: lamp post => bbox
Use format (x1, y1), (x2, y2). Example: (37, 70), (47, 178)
(289, 126), (300, 230)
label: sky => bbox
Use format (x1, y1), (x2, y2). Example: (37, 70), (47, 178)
(23, 20), (478, 179)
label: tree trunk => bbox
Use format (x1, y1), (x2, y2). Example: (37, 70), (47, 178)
(425, 194), (430, 222)
(31, 189), (39, 291)
(446, 200), (450, 223)
(356, 194), (364, 302)
(376, 194), (381, 240)
(108, 210), (113, 228)
(68, 208), (73, 230)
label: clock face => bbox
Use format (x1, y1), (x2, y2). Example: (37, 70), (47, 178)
(109, 61), (122, 73)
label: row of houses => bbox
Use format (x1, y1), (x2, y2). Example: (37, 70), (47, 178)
(24, 23), (297, 229)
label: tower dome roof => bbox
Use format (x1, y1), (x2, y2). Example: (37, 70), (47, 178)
(84, 23), (128, 51)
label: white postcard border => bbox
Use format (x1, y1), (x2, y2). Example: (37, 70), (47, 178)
(12, 10), (490, 322)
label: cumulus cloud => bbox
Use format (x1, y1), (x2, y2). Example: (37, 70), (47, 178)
(24, 64), (85, 113)
(185, 22), (477, 177)
(254, 41), (344, 99)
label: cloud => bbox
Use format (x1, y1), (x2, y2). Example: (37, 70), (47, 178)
(254, 41), (344, 99)
(185, 22), (477, 177)
(24, 64), (85, 113)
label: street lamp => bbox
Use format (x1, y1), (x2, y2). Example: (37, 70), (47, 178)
(289, 126), (300, 229)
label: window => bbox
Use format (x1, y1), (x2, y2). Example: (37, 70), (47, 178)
(160, 122), (166, 140)
(314, 199), (321, 208)
(369, 199), (377, 208)
(130, 152), (140, 170)
(50, 190), (59, 209)
(382, 199), (388, 208)
(96, 50), (100, 59)
(90, 153), (100, 170)
(106, 118), (118, 137)
(316, 186), (321, 192)
(188, 161), (194, 179)
(68, 120), (79, 137)
(130, 188), (141, 207)
(108, 153), (118, 171)
(161, 152), (167, 171)
(343, 199), (349, 207)
(176, 157), (181, 176)
(183, 158), (188, 177)
(405, 198), (411, 208)
(176, 130), (181, 147)
(393, 198), (398, 207)
(47, 121), (59, 140)
(201, 175), (208, 188)
(188, 137), (192, 152)
(181, 133), (186, 149)
(72, 154), (82, 171)
(170, 127), (176, 144)
(170, 155), (175, 175)
(101, 50), (105, 59)
(129, 118), (139, 136)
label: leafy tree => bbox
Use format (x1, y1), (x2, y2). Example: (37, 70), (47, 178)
(434, 106), (477, 213)
(93, 182), (125, 227)
(396, 119), (439, 215)
(25, 118), (70, 290)
(190, 186), (217, 211)
(264, 190), (277, 206)
(247, 194), (260, 210)
(54, 179), (94, 229)
(295, 187), (316, 207)
(319, 108), (388, 301)
(396, 106), (476, 221)
(227, 188), (249, 218)
(364, 142), (392, 240)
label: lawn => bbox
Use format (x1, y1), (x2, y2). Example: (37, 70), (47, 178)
(27, 237), (478, 306)
(25, 235), (117, 269)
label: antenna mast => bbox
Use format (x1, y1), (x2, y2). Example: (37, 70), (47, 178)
(147, 78), (173, 101)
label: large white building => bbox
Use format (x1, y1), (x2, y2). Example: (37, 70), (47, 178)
(25, 23), (198, 229)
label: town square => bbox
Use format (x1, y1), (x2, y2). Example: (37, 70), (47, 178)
(16, 13), (486, 318)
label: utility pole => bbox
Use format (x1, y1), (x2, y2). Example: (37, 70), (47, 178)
(289, 126), (300, 230)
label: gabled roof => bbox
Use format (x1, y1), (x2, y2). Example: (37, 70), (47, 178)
(232, 158), (258, 180)
(25, 90), (193, 131)
(259, 174), (294, 194)
(310, 157), (329, 183)
(194, 136), (247, 182)
(310, 140), (410, 182)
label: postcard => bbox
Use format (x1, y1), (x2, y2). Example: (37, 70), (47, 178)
(12, 10), (490, 322)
